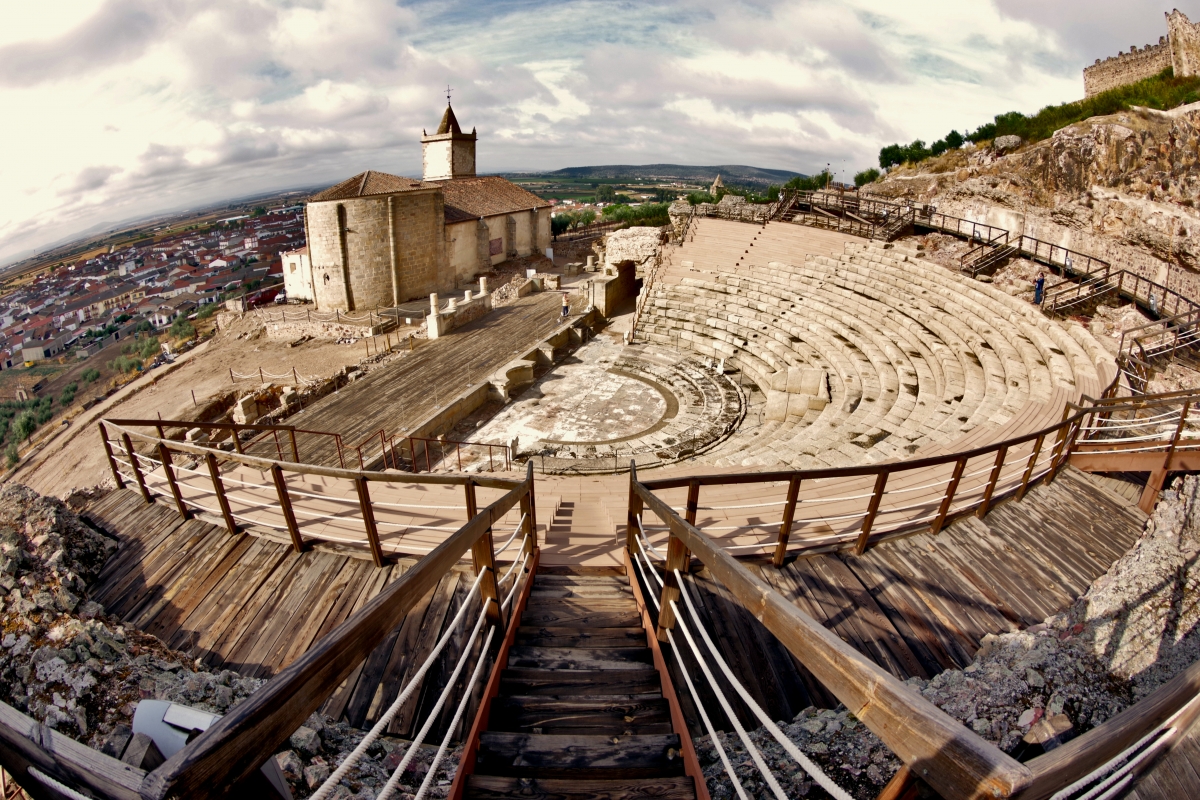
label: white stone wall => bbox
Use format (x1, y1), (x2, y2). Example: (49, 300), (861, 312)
(282, 250), (313, 302)
(422, 140), (454, 182)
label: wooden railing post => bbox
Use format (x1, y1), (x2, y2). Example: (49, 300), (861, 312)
(1139, 401), (1190, 513)
(98, 423), (125, 489)
(976, 445), (1008, 519)
(205, 453), (238, 535)
(655, 532), (690, 642)
(1016, 434), (1044, 501)
(288, 429), (299, 462)
(158, 443), (189, 520)
(1043, 407), (1073, 486)
(467, 480), (505, 629)
(930, 456), (967, 535)
(525, 460), (538, 548)
(627, 461), (643, 555)
(772, 474), (802, 567)
(271, 465), (304, 553)
(354, 476), (386, 568)
(854, 470), (889, 555)
(122, 433), (153, 504)
(684, 479), (700, 528)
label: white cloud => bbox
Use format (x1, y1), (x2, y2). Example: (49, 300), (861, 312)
(0, 0), (1191, 264)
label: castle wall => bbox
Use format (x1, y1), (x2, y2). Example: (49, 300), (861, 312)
(1168, 9), (1200, 78)
(1083, 38), (1171, 97)
(1083, 11), (1200, 97)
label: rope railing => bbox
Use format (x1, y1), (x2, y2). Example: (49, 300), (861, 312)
(133, 462), (537, 800)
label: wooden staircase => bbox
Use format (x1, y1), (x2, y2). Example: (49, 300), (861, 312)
(457, 566), (703, 799)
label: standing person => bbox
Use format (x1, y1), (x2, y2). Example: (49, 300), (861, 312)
(561, 293), (570, 319)
(1034, 272), (1045, 305)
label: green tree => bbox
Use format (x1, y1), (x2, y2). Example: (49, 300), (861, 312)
(81, 368), (100, 383)
(855, 168), (881, 187)
(13, 411), (37, 442)
(5, 442), (18, 468)
(596, 184), (617, 203)
(170, 317), (196, 340)
(60, 382), (77, 405)
(139, 336), (160, 359)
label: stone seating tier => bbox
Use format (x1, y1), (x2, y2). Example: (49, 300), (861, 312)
(640, 224), (1113, 469)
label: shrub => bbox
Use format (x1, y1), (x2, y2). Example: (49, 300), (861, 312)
(81, 368), (101, 383)
(139, 336), (160, 360)
(197, 304), (217, 320)
(60, 382), (77, 405)
(855, 168), (881, 187)
(601, 202), (670, 227)
(5, 442), (17, 468)
(108, 355), (140, 374)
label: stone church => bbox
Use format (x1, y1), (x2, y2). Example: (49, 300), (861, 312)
(285, 104), (551, 311)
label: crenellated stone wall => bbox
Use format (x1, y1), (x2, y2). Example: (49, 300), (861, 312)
(1083, 10), (1200, 98)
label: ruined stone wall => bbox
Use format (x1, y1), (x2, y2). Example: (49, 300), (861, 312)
(282, 250), (313, 303)
(1168, 9), (1200, 78)
(1084, 39), (1171, 98)
(305, 201), (353, 311)
(445, 219), (483, 285)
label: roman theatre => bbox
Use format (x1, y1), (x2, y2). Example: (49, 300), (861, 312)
(24, 100), (1200, 800)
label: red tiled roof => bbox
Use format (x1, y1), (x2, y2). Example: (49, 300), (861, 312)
(435, 176), (550, 221)
(310, 170), (432, 202)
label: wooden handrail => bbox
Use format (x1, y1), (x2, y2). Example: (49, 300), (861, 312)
(140, 462), (534, 800)
(1015, 659), (1200, 799)
(632, 476), (1033, 800)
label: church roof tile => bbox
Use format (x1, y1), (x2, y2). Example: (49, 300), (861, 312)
(435, 176), (550, 221)
(309, 170), (431, 202)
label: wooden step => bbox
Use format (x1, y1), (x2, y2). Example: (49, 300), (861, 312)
(520, 605), (640, 629)
(534, 575), (630, 586)
(489, 696), (673, 735)
(530, 586), (633, 600)
(465, 774), (696, 799)
(506, 646), (655, 671)
(474, 732), (685, 779)
(500, 668), (663, 696)
(515, 626), (647, 649)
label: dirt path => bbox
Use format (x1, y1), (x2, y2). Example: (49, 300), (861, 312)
(14, 315), (374, 498)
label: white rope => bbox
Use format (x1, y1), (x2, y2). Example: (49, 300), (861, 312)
(669, 598), (790, 800)
(1051, 726), (1175, 800)
(675, 570), (854, 800)
(636, 515), (666, 558)
(494, 514), (528, 555)
(28, 767), (92, 800)
(409, 625), (498, 800)
(629, 542), (750, 800)
(501, 550), (531, 612)
(311, 572), (487, 800)
(376, 606), (492, 800)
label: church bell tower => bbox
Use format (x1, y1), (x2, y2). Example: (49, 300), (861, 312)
(421, 103), (477, 181)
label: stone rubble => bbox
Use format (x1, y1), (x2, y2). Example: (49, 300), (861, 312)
(694, 474), (1200, 799)
(0, 483), (462, 798)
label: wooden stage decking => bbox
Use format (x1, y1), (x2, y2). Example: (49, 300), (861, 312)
(83, 466), (1148, 739)
(275, 292), (564, 467)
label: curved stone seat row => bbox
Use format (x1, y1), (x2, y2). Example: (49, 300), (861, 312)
(641, 226), (1113, 468)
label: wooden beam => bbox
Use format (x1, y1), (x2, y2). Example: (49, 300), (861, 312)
(98, 423), (125, 489)
(931, 457), (966, 535)
(772, 475), (802, 566)
(1016, 435), (1044, 501)
(353, 476), (385, 568)
(158, 444), (189, 520)
(654, 534), (690, 642)
(976, 445), (1008, 519)
(123, 433), (152, 504)
(854, 470), (889, 555)
(205, 453), (238, 536)
(140, 479), (529, 800)
(467, 481), (504, 630)
(633, 480), (1032, 800)
(1017, 659), (1200, 799)
(627, 461), (643, 556)
(270, 465), (304, 553)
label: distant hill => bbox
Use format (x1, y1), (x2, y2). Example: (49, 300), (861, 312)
(503, 164), (805, 188)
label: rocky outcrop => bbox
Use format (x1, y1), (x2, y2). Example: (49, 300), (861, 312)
(866, 103), (1200, 302)
(600, 226), (662, 273)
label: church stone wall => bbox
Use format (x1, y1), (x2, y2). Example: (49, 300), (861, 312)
(305, 189), (448, 311)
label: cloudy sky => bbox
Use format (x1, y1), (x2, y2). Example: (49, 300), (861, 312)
(0, 0), (1188, 265)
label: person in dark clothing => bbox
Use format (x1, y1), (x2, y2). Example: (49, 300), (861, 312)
(1034, 272), (1045, 305)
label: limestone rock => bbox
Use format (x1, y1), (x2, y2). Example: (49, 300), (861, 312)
(602, 227), (662, 272)
(993, 135), (1023, 152)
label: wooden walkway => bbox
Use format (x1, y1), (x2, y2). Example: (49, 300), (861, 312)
(663, 468), (1149, 728)
(82, 489), (495, 740)
(281, 292), (564, 467)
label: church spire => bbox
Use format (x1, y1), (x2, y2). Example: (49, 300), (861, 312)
(437, 103), (463, 136)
